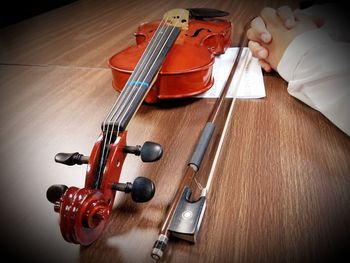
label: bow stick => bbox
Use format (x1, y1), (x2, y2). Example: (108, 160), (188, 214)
(151, 23), (250, 260)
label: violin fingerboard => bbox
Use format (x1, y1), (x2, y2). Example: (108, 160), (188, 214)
(104, 25), (180, 132)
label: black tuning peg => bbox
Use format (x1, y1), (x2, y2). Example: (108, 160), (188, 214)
(55, 152), (89, 166)
(46, 184), (68, 204)
(112, 177), (155, 203)
(123, 141), (163, 162)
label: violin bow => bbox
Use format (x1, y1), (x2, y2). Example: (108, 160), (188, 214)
(151, 22), (250, 260)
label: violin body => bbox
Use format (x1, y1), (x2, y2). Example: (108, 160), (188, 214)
(109, 18), (232, 103)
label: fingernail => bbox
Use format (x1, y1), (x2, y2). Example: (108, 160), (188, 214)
(258, 49), (267, 58)
(285, 19), (294, 28)
(261, 32), (271, 43)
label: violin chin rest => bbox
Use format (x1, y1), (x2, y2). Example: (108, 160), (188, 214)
(188, 8), (229, 19)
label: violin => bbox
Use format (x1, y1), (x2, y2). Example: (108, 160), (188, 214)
(46, 8), (232, 246)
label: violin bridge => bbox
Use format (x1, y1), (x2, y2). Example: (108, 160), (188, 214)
(168, 186), (207, 243)
(163, 9), (189, 30)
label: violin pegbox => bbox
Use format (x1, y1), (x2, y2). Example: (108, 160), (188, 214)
(46, 133), (160, 245)
(163, 9), (189, 30)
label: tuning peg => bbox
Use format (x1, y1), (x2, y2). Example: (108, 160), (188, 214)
(123, 141), (163, 162)
(55, 152), (89, 166)
(112, 177), (155, 203)
(46, 184), (68, 204)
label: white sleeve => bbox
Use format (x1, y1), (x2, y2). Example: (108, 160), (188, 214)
(277, 29), (350, 136)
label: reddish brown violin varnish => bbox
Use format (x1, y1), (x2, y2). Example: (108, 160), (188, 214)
(58, 131), (128, 245)
(109, 19), (231, 103)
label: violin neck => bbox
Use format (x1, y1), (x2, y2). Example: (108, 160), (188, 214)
(103, 25), (180, 132)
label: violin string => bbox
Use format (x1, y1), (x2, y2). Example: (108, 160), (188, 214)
(105, 19), (169, 126)
(113, 10), (185, 134)
(105, 17), (170, 135)
(111, 25), (174, 124)
(96, 13), (179, 184)
(107, 12), (182, 133)
(107, 14), (182, 153)
(108, 10), (185, 125)
(99, 12), (183, 181)
(96, 16), (169, 183)
(102, 16), (168, 126)
(107, 25), (179, 165)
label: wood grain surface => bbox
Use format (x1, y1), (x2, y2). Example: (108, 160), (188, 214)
(0, 0), (349, 263)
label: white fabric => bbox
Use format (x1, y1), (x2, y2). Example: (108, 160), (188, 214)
(277, 29), (350, 136)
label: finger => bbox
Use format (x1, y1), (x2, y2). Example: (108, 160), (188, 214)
(247, 28), (260, 42)
(260, 7), (279, 26)
(293, 9), (310, 22)
(276, 5), (295, 29)
(259, 59), (272, 72)
(248, 41), (268, 59)
(247, 27), (271, 43)
(250, 16), (271, 43)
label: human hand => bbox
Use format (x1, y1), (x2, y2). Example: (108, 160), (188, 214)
(247, 6), (296, 72)
(247, 6), (320, 71)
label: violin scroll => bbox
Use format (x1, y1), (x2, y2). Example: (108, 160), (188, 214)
(58, 187), (109, 245)
(47, 133), (160, 245)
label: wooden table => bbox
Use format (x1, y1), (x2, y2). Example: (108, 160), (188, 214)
(0, 1), (349, 262)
